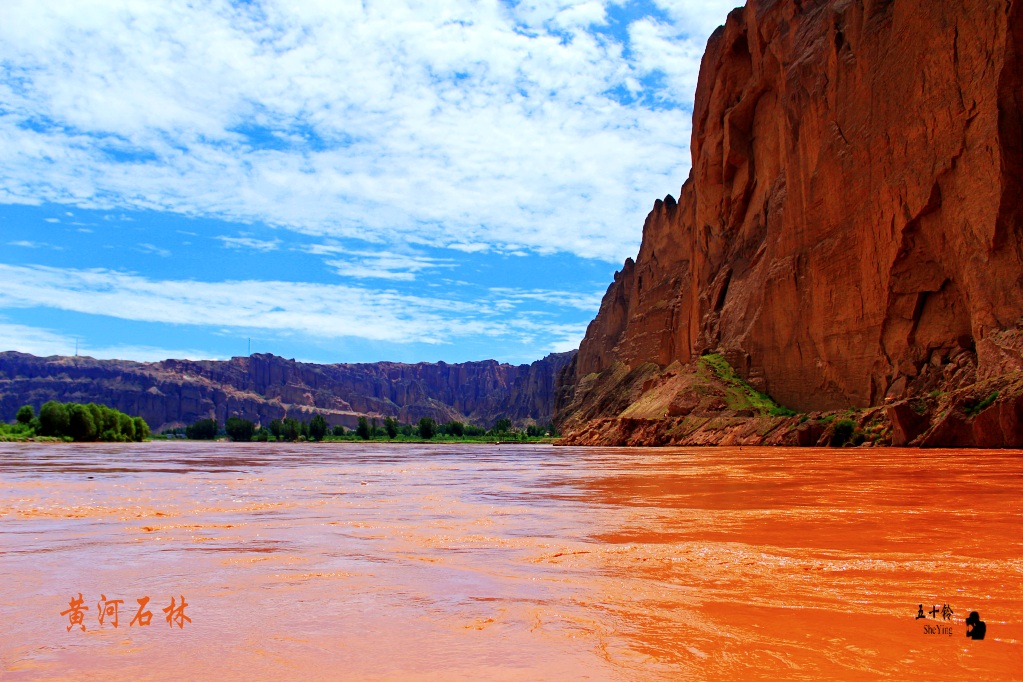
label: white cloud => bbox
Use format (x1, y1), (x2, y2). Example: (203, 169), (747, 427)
(649, 1), (741, 39)
(325, 250), (457, 281)
(8, 240), (43, 248)
(447, 242), (491, 254)
(546, 326), (588, 353)
(0, 0), (736, 263)
(0, 320), (217, 360)
(79, 344), (224, 362)
(136, 242), (171, 257)
(0, 320), (73, 356)
(0, 263), (600, 349)
(489, 286), (605, 311)
(627, 18), (708, 103)
(0, 263), (460, 344)
(217, 235), (282, 251)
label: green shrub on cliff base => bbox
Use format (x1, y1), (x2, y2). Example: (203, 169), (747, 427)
(698, 354), (798, 417)
(966, 392), (999, 417)
(830, 419), (857, 447)
(828, 418), (866, 447)
(5, 401), (149, 442)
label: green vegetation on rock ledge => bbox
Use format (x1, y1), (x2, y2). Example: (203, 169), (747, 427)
(1, 401), (150, 442)
(698, 354), (797, 417)
(966, 392), (999, 417)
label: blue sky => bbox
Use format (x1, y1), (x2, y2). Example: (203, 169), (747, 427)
(0, 0), (738, 365)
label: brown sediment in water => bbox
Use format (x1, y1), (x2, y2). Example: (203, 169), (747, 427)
(1, 442), (1020, 680)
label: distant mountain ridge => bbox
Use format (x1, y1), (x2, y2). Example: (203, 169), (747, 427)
(0, 351), (575, 432)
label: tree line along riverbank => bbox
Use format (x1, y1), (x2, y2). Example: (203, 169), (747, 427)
(164, 415), (558, 444)
(2, 401), (556, 444)
(0, 401), (150, 442)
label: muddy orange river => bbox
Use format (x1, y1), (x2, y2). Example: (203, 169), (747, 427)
(1, 443), (1020, 680)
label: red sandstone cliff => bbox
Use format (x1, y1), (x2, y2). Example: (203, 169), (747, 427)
(0, 351), (573, 432)
(559, 0), (1023, 446)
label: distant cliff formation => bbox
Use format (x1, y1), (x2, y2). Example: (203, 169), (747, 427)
(0, 351), (574, 432)
(558, 0), (1023, 446)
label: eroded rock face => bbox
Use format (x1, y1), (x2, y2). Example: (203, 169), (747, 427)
(569, 0), (1023, 417)
(0, 351), (574, 432)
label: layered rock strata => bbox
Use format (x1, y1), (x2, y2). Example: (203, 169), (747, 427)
(0, 351), (573, 433)
(559, 0), (1023, 446)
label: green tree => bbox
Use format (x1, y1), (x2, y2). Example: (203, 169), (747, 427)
(133, 416), (150, 441)
(118, 413), (136, 442)
(268, 419), (283, 439)
(20, 401), (148, 442)
(186, 418), (219, 440)
(281, 418), (301, 442)
(309, 414), (328, 441)
(98, 405), (120, 437)
(332, 425), (346, 437)
(493, 418), (512, 433)
(383, 417), (398, 439)
(225, 416), (255, 442)
(16, 405), (34, 424)
(87, 404), (105, 435)
(417, 417), (436, 439)
(356, 416), (371, 440)
(444, 421), (465, 437)
(66, 403), (97, 442)
(38, 400), (70, 437)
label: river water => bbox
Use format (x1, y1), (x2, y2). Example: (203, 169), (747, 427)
(0, 443), (1020, 680)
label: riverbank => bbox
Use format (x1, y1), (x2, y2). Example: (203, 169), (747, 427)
(557, 358), (1023, 448)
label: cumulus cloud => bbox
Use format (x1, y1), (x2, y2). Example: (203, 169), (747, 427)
(627, 18), (708, 103)
(0, 0), (735, 263)
(649, 0), (741, 39)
